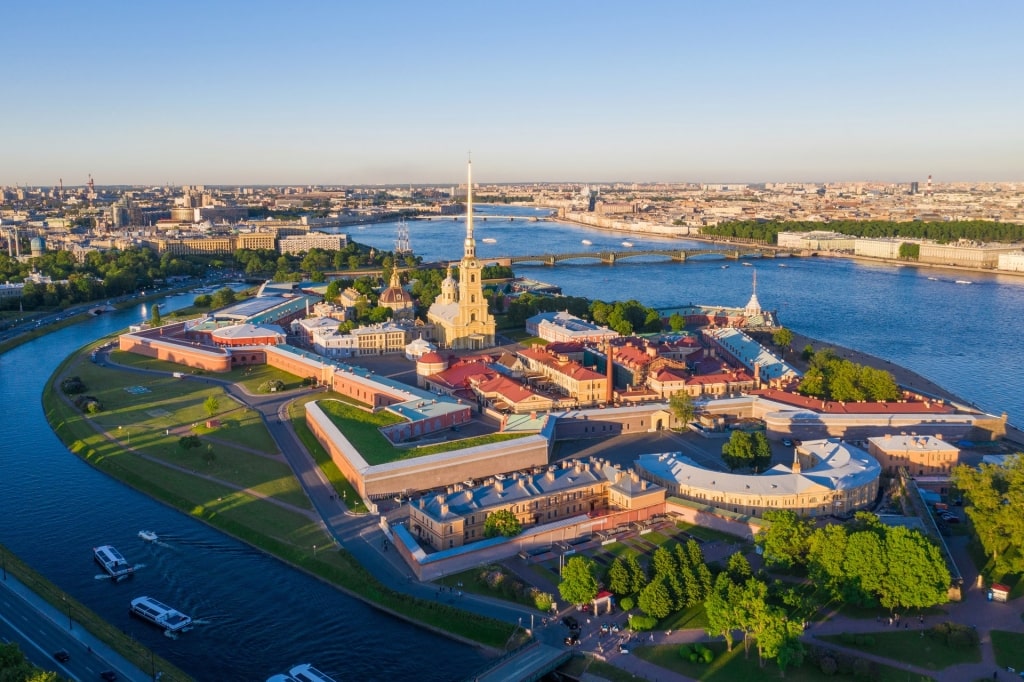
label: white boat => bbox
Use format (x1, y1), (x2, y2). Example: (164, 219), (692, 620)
(581, 239), (593, 245)
(94, 545), (135, 580)
(621, 241), (634, 247)
(286, 664), (338, 682)
(777, 263), (787, 268)
(129, 596), (192, 633)
(741, 262), (753, 266)
(928, 277), (938, 281)
(482, 238), (497, 244)
(720, 265), (729, 269)
(138, 530), (158, 542)
(955, 280), (972, 284)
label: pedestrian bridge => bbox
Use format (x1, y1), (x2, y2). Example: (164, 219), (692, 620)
(480, 247), (783, 267)
(467, 642), (571, 682)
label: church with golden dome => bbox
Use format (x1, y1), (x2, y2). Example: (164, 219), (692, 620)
(379, 268), (415, 322)
(426, 160), (496, 350)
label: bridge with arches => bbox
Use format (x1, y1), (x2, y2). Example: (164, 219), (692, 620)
(479, 246), (788, 267)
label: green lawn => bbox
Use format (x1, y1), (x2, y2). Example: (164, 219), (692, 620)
(316, 397), (529, 465)
(439, 565), (551, 611)
(47, 349), (518, 651)
(990, 630), (1024, 671)
(674, 521), (747, 544)
(635, 641), (936, 682)
(819, 629), (980, 670)
(658, 603), (710, 631)
(288, 394), (368, 513)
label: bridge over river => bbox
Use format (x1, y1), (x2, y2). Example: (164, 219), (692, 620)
(484, 245), (792, 267)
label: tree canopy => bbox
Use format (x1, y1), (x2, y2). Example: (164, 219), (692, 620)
(721, 430), (772, 471)
(700, 219), (1024, 245)
(558, 556), (599, 606)
(482, 509), (522, 538)
(796, 349), (901, 403)
(953, 457), (1024, 574)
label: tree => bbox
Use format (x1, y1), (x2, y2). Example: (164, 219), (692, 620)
(727, 552), (752, 583)
(954, 458), (1024, 572)
(558, 556), (599, 606)
(637, 576), (673, 619)
(705, 572), (741, 651)
(607, 556), (633, 596)
(772, 327), (794, 355)
(203, 394), (220, 417)
(669, 312), (686, 331)
(669, 391), (696, 427)
(807, 523), (849, 597)
(877, 526), (950, 611)
(625, 553), (648, 594)
(483, 509), (522, 538)
(756, 510), (813, 569)
(150, 303), (162, 326)
(178, 435), (201, 451)
(722, 430), (755, 469)
(210, 286), (237, 308)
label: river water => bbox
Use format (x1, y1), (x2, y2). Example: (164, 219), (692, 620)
(0, 296), (487, 681)
(354, 205), (1024, 426)
(3, 205), (1022, 681)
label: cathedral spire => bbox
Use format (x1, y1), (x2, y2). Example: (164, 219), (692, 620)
(464, 157), (475, 258)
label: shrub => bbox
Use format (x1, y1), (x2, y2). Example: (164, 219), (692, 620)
(701, 647), (714, 663)
(628, 614), (657, 631)
(258, 379), (285, 393)
(619, 596), (634, 612)
(61, 376), (86, 394)
(678, 644), (692, 659)
(819, 655), (838, 675)
(531, 589), (552, 612)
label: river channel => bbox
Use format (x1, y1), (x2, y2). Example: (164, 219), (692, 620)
(0, 296), (488, 681)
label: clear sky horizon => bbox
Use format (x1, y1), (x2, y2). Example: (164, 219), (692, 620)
(4, 1), (1023, 186)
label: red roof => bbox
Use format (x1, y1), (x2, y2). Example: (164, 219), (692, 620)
(418, 352), (445, 364)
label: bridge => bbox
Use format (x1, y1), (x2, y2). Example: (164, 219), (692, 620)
(465, 641), (571, 682)
(417, 214), (551, 222)
(479, 246), (786, 267)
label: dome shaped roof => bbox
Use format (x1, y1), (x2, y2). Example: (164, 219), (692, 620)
(417, 351), (446, 365)
(379, 285), (413, 305)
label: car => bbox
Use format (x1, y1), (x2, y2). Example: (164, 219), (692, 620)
(53, 650), (70, 663)
(563, 635), (579, 646)
(600, 623), (610, 634)
(562, 616), (579, 629)
(782, 438), (793, 447)
(100, 672), (118, 681)
(619, 645), (630, 654)
(944, 515), (960, 524)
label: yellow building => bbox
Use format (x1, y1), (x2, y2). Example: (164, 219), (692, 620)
(427, 160), (496, 350)
(867, 434), (960, 476)
(408, 459), (665, 550)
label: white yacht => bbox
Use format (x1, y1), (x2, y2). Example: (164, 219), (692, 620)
(129, 596), (192, 633)
(482, 237), (497, 243)
(621, 241), (634, 247)
(93, 545), (135, 580)
(138, 530), (158, 542)
(581, 239), (593, 245)
(275, 664), (336, 682)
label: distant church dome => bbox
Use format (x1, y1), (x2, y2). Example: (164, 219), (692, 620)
(30, 237), (46, 257)
(379, 269), (414, 320)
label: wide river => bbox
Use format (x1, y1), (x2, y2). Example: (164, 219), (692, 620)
(2, 205), (1022, 681)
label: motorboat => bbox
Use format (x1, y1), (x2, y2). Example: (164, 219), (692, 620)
(138, 530), (158, 542)
(482, 238), (497, 244)
(955, 280), (972, 285)
(741, 262), (752, 266)
(93, 545), (135, 580)
(720, 265), (729, 269)
(129, 596), (192, 634)
(269, 664), (337, 682)
(581, 239), (593, 245)
(621, 241), (634, 247)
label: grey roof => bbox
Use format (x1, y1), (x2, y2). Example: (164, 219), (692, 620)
(637, 439), (880, 497)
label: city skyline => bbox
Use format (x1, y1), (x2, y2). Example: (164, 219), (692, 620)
(4, 0), (1023, 186)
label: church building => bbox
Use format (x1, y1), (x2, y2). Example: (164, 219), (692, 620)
(427, 160), (496, 350)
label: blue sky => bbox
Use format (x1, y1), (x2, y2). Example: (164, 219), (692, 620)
(3, 1), (1022, 185)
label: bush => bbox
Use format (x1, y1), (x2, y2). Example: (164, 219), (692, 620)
(257, 379), (285, 393)
(819, 655), (838, 675)
(61, 376), (86, 394)
(628, 615), (657, 631)
(531, 589), (552, 612)
(619, 596), (634, 612)
(678, 644), (692, 659)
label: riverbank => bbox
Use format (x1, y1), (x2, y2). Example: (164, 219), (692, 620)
(547, 211), (1024, 279)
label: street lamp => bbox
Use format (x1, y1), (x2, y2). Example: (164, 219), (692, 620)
(313, 544), (318, 557)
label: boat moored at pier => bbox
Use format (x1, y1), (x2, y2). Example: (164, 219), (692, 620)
(93, 545), (135, 580)
(266, 664), (338, 682)
(129, 596), (192, 633)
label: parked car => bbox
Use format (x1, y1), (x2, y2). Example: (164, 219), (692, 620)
(53, 650), (70, 663)
(100, 672), (118, 681)
(562, 616), (579, 629)
(782, 438), (793, 447)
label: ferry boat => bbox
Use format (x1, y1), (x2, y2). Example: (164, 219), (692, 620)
(581, 239), (593, 245)
(129, 596), (192, 633)
(138, 530), (158, 542)
(267, 664), (338, 682)
(93, 545), (135, 580)
(621, 241), (634, 247)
